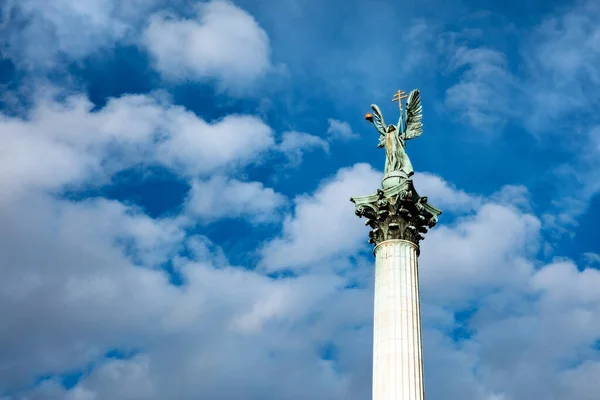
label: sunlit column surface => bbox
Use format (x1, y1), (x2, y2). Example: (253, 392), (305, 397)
(372, 240), (424, 400)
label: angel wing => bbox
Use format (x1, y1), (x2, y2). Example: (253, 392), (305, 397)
(370, 104), (387, 135)
(403, 89), (423, 140)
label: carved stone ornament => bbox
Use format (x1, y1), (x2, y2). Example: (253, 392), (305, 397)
(350, 173), (442, 250)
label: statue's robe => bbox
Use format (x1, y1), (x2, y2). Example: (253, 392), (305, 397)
(384, 128), (414, 177)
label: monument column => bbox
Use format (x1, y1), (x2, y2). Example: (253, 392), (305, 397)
(350, 88), (442, 400)
(372, 239), (424, 400)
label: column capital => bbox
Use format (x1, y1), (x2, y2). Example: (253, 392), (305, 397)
(350, 179), (442, 248)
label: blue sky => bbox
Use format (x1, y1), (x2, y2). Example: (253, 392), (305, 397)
(1, 0), (600, 399)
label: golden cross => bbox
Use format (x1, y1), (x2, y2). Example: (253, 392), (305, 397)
(392, 90), (408, 104)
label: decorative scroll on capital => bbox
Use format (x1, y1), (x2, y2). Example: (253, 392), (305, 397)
(350, 178), (441, 249)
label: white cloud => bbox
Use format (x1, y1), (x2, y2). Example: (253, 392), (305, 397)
(413, 172), (481, 213)
(155, 112), (275, 177)
(0, 83), (374, 399)
(0, 192), (368, 397)
(277, 131), (329, 166)
(444, 46), (517, 131)
(185, 176), (286, 224)
(326, 119), (359, 140)
(440, 0), (600, 236)
(2, 0), (159, 67)
(462, 260), (600, 399)
(422, 329), (503, 400)
(0, 193), (184, 390)
(420, 200), (540, 306)
(537, 1), (600, 225)
(583, 252), (600, 266)
(3, 1), (600, 398)
(532, 260), (600, 306)
(3, 0), (276, 94)
(142, 1), (273, 92)
(0, 88), (276, 203)
(3, 138), (600, 399)
(441, 0), (600, 135)
(417, 186), (600, 400)
(488, 185), (533, 212)
(0, 176), (369, 399)
(560, 361), (600, 400)
(524, 0), (600, 130)
(258, 163), (379, 273)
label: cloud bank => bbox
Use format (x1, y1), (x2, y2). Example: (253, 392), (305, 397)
(1, 0), (600, 399)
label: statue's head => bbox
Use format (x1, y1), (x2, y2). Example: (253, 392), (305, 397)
(387, 125), (397, 133)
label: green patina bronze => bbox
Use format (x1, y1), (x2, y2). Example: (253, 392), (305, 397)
(351, 89), (442, 248)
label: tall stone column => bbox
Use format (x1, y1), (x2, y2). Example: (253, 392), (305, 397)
(372, 239), (423, 400)
(351, 176), (441, 400)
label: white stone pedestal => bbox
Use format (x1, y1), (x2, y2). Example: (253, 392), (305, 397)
(372, 239), (424, 400)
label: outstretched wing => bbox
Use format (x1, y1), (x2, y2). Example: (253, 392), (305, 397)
(371, 104), (387, 135)
(404, 89), (423, 140)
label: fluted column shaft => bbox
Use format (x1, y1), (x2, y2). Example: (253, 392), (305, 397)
(372, 239), (424, 400)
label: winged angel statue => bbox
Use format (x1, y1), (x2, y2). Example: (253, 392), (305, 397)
(351, 89), (441, 246)
(350, 89), (442, 246)
(365, 89), (423, 179)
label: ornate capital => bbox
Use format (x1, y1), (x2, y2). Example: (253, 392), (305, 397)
(350, 180), (442, 249)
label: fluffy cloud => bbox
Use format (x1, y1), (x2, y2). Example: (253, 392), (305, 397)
(141, 1), (273, 91)
(277, 131), (330, 166)
(420, 194), (600, 400)
(252, 161), (600, 399)
(0, 88), (275, 202)
(2, 0), (160, 67)
(326, 119), (359, 140)
(0, 188), (367, 398)
(3, 137), (600, 399)
(258, 163), (379, 272)
(463, 259), (600, 399)
(0, 77), (376, 398)
(0, 88), (368, 399)
(420, 201), (540, 306)
(440, 0), (600, 236)
(3, 1), (600, 399)
(494, 10), (600, 242)
(3, 0), (275, 93)
(0, 193), (184, 390)
(442, 0), (600, 135)
(155, 112), (275, 176)
(524, 0), (600, 129)
(444, 46), (517, 131)
(527, 0), (600, 232)
(583, 252), (600, 266)
(185, 176), (286, 223)
(413, 172), (481, 213)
